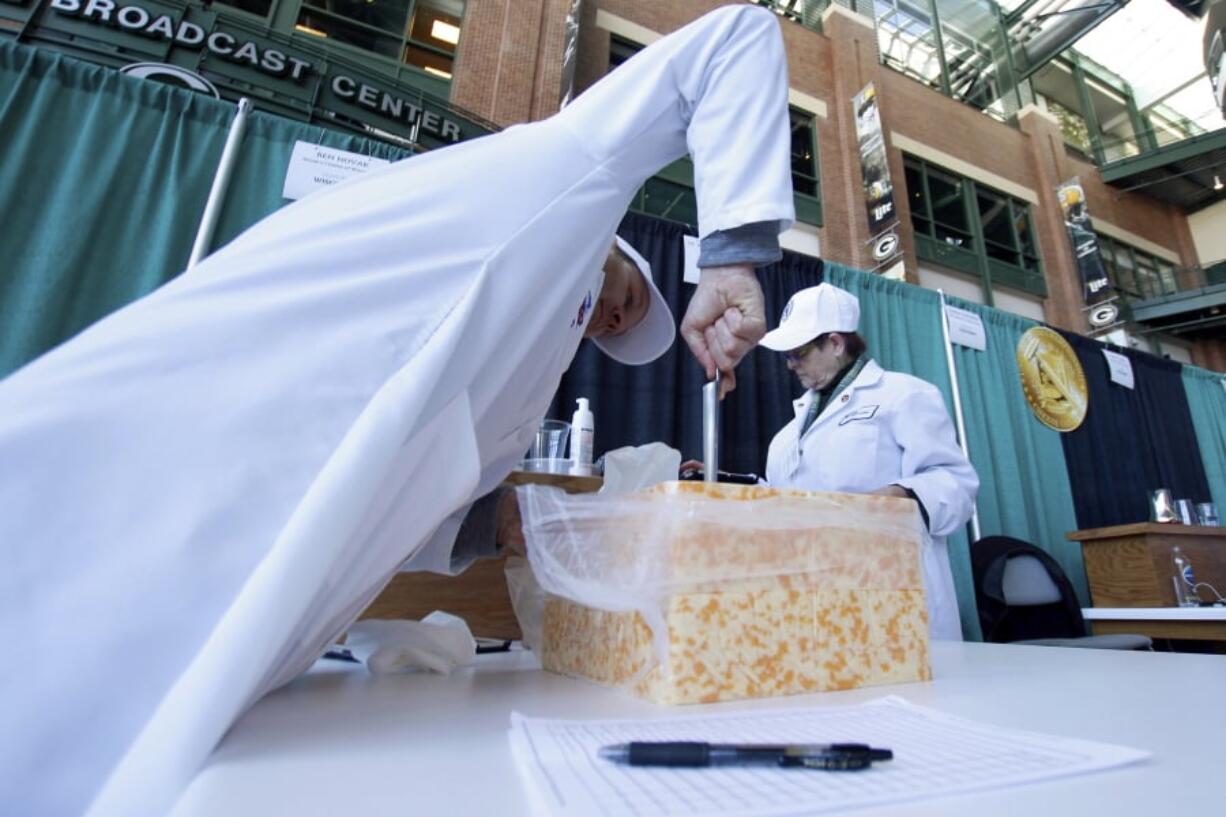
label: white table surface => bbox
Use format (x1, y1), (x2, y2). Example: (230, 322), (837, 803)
(1082, 606), (1226, 620)
(171, 642), (1224, 817)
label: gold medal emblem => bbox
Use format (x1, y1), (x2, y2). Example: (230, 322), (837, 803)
(1016, 327), (1088, 432)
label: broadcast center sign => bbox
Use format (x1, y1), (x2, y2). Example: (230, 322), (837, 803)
(0, 0), (487, 149)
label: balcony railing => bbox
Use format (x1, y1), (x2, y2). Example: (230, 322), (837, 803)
(1117, 264), (1226, 304)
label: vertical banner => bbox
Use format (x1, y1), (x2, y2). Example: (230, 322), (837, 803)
(853, 83), (901, 274)
(853, 82), (897, 237)
(1056, 179), (1116, 329)
(559, 0), (584, 108)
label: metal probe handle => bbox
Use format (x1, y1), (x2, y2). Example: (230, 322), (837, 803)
(702, 371), (719, 482)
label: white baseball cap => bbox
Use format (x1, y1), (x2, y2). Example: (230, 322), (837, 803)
(592, 235), (676, 365)
(760, 283), (860, 352)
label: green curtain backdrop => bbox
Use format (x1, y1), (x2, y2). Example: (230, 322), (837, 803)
(946, 299), (1087, 614)
(0, 40), (413, 379)
(1182, 365), (1226, 514)
(0, 40), (230, 377)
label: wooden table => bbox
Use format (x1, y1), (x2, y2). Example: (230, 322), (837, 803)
(1067, 522), (1226, 608)
(1081, 606), (1226, 642)
(359, 471), (601, 639)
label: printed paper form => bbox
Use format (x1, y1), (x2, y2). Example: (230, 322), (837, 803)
(509, 696), (1148, 817)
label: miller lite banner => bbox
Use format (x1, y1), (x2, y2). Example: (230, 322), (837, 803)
(1056, 179), (1111, 306)
(852, 83), (897, 237)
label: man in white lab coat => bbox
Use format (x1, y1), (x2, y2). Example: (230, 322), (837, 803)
(760, 284), (979, 639)
(0, 6), (795, 817)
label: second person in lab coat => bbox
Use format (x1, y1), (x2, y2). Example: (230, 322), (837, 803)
(761, 283), (979, 639)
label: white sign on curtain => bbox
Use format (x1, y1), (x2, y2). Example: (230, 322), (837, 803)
(682, 234), (701, 285)
(944, 305), (986, 351)
(282, 141), (389, 200)
(1102, 349), (1135, 389)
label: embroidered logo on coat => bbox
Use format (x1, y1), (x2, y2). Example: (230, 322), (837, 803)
(571, 290), (593, 328)
(838, 405), (879, 425)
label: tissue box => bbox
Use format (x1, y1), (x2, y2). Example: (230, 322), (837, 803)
(536, 481), (930, 705)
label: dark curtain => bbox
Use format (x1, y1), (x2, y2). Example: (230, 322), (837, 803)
(549, 212), (823, 474)
(1059, 331), (1212, 529)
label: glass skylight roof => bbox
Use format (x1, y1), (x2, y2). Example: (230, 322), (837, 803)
(1006, 0), (1223, 132)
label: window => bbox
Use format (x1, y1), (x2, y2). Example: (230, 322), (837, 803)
(907, 160), (971, 249)
(630, 176), (699, 226)
(977, 191), (1039, 274)
(609, 35), (642, 71)
(295, 0), (464, 78)
(1094, 233), (1180, 300)
(790, 107), (821, 225)
(905, 155), (1044, 296)
(212, 0), (273, 19)
(875, 0), (944, 92)
(1115, 241), (1140, 296)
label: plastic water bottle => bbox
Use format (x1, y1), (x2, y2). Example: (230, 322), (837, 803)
(568, 397), (594, 476)
(1171, 546), (1199, 607)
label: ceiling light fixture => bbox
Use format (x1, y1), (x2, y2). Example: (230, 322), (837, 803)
(1215, 174), (1224, 191)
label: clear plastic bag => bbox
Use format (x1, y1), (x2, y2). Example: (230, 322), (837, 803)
(517, 481), (930, 703)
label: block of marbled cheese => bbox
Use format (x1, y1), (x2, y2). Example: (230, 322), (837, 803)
(539, 481), (930, 704)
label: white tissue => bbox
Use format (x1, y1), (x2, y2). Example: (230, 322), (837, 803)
(598, 442), (681, 494)
(344, 611), (476, 675)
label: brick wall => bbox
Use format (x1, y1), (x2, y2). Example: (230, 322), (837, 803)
(447, 0), (1219, 367)
(451, 0), (573, 126)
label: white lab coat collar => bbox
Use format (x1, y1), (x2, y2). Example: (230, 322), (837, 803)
(791, 358), (884, 435)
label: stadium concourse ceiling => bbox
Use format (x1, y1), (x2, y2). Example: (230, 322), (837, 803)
(1100, 134), (1226, 213)
(1073, 0), (1226, 212)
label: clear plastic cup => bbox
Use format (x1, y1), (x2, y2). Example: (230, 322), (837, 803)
(531, 419), (570, 460)
(1175, 499), (1198, 526)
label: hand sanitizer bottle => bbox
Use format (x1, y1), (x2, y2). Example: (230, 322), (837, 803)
(569, 397), (594, 476)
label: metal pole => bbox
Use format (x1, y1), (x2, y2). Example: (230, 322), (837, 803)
(703, 371), (720, 483)
(938, 290), (981, 541)
(188, 97), (253, 268)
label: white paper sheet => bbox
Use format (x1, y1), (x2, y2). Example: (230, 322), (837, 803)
(282, 141), (389, 200)
(1102, 348), (1135, 389)
(509, 696), (1148, 817)
(943, 305), (987, 351)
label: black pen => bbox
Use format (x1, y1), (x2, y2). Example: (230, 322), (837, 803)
(597, 741), (892, 771)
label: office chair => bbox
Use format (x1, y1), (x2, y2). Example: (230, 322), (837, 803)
(971, 536), (1152, 650)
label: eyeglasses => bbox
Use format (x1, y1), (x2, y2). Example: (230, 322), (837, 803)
(785, 342), (817, 364)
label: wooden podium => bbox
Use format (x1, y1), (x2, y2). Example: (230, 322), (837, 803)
(1067, 522), (1226, 608)
(358, 471), (602, 639)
